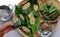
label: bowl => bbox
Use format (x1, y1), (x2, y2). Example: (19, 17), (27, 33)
(0, 4), (13, 21)
(37, 21), (53, 37)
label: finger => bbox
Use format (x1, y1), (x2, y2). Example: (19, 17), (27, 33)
(3, 22), (13, 27)
(0, 22), (13, 30)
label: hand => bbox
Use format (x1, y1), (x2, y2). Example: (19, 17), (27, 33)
(0, 22), (14, 37)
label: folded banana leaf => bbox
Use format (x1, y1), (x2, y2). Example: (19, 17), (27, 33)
(14, 3), (40, 37)
(15, 5), (24, 17)
(31, 8), (39, 17)
(40, 0), (60, 21)
(49, 10), (58, 17)
(13, 19), (21, 28)
(42, 4), (49, 13)
(21, 17), (39, 37)
(49, 5), (57, 14)
(50, 12), (59, 20)
(43, 14), (50, 20)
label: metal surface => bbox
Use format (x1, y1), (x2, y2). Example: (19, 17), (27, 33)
(0, 4), (13, 21)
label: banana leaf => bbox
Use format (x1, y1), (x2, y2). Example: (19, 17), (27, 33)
(42, 4), (49, 13)
(13, 19), (21, 28)
(49, 10), (58, 17)
(19, 26), (33, 37)
(58, 10), (60, 14)
(15, 4), (40, 37)
(50, 13), (59, 20)
(15, 5), (25, 16)
(49, 5), (56, 13)
(43, 14), (49, 20)
(31, 9), (39, 17)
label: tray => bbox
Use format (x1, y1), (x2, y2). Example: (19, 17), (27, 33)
(13, 0), (60, 37)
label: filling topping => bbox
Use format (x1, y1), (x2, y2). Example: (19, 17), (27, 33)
(33, 5), (38, 11)
(22, 2), (30, 10)
(28, 13), (35, 25)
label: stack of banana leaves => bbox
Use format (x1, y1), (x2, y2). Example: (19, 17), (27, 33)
(40, 0), (60, 21)
(13, 0), (40, 37)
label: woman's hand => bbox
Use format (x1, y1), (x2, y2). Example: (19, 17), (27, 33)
(0, 22), (14, 37)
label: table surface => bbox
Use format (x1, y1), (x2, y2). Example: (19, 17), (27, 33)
(0, 0), (60, 37)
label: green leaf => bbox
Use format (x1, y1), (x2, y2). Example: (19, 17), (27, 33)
(24, 15), (30, 25)
(15, 5), (20, 16)
(27, 17), (39, 34)
(49, 10), (58, 17)
(43, 14), (49, 20)
(13, 19), (21, 28)
(31, 9), (39, 17)
(32, 17), (40, 33)
(42, 4), (49, 13)
(23, 7), (31, 14)
(49, 5), (56, 13)
(15, 5), (26, 16)
(50, 13), (59, 20)
(15, 0), (40, 36)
